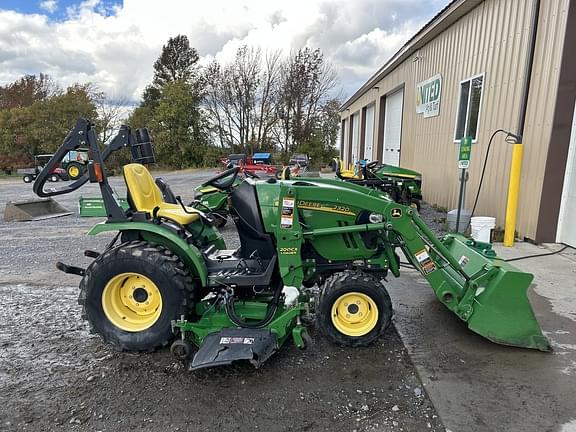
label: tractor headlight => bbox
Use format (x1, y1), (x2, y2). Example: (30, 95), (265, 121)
(414, 175), (422, 182)
(369, 213), (383, 224)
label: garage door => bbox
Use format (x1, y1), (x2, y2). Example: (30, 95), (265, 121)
(351, 112), (359, 164)
(382, 89), (404, 166)
(364, 105), (375, 160)
(557, 102), (576, 247)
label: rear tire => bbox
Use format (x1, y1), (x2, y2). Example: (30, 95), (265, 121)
(316, 270), (392, 347)
(49, 174), (59, 182)
(78, 241), (196, 352)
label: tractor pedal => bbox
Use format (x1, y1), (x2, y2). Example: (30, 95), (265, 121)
(84, 250), (100, 258)
(56, 261), (85, 276)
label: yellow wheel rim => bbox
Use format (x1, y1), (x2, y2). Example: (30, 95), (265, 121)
(331, 292), (378, 337)
(102, 272), (162, 332)
(68, 165), (80, 178)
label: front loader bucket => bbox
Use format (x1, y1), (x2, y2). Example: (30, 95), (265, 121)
(431, 235), (551, 352)
(3, 198), (72, 222)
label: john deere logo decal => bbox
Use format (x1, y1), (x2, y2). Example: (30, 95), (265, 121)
(391, 208), (402, 218)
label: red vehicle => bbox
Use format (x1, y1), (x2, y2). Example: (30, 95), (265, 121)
(222, 153), (278, 176)
(18, 154), (68, 183)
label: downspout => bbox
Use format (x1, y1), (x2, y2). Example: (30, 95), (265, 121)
(504, 0), (540, 246)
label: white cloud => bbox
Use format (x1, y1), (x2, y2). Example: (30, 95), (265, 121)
(0, 0), (446, 103)
(39, 0), (58, 14)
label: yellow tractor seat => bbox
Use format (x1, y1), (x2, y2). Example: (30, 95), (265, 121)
(335, 158), (362, 180)
(122, 163), (200, 225)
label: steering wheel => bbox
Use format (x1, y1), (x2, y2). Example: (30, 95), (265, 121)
(366, 161), (379, 170)
(201, 166), (240, 190)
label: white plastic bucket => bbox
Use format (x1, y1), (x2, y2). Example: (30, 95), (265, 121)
(470, 216), (496, 243)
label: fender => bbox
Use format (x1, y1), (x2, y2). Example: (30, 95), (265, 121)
(88, 221), (208, 285)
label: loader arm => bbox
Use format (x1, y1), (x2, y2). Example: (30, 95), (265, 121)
(295, 193), (550, 352)
(383, 206), (550, 352)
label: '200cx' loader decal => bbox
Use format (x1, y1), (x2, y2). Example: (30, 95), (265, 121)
(297, 200), (355, 216)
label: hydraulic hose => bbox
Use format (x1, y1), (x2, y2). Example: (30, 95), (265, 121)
(224, 281), (283, 329)
(465, 129), (519, 231)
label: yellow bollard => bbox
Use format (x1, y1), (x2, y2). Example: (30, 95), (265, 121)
(504, 143), (523, 246)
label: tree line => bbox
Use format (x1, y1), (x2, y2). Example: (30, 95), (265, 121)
(0, 74), (126, 170)
(0, 35), (341, 170)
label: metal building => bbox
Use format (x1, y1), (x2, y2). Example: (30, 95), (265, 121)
(339, 0), (575, 245)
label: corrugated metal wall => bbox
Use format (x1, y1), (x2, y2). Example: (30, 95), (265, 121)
(341, 0), (570, 240)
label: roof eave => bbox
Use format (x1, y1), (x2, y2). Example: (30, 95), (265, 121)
(340, 0), (482, 113)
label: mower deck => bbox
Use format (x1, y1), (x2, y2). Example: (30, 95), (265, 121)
(173, 299), (309, 369)
(191, 327), (278, 370)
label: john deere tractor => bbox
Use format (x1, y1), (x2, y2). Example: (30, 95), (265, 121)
(34, 119), (550, 370)
(334, 158), (423, 210)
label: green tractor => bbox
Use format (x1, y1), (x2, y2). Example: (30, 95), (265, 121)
(334, 158), (423, 210)
(34, 119), (550, 370)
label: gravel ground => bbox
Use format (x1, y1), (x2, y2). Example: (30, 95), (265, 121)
(0, 171), (447, 432)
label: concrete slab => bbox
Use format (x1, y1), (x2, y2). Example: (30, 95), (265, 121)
(387, 242), (576, 432)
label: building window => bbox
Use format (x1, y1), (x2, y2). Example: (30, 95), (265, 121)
(454, 74), (484, 142)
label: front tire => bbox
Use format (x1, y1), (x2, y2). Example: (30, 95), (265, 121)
(23, 175), (33, 183)
(316, 270), (392, 347)
(78, 241), (196, 352)
(67, 162), (84, 180)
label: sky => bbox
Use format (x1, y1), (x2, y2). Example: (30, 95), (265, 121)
(0, 0), (448, 104)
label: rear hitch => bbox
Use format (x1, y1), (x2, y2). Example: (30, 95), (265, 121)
(56, 261), (85, 276)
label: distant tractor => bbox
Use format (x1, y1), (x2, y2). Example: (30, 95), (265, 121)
(62, 149), (88, 180)
(18, 154), (67, 183)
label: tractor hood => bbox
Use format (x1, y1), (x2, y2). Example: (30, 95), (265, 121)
(375, 164), (421, 179)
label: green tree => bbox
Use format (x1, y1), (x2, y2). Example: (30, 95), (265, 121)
(28, 84), (98, 153)
(151, 80), (208, 168)
(153, 35), (200, 87)
(127, 35), (208, 169)
(143, 35), (201, 109)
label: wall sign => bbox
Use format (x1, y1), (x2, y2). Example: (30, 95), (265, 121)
(416, 74), (442, 118)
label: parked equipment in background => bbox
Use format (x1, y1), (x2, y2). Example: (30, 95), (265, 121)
(372, 163), (423, 210)
(34, 119), (550, 372)
(222, 153), (278, 176)
(334, 158), (423, 210)
(289, 153), (310, 168)
(224, 153), (247, 167)
(4, 198), (72, 222)
(62, 149), (89, 180)
(252, 152), (273, 165)
(18, 154), (68, 183)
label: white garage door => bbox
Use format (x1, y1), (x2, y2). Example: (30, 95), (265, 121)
(351, 112), (359, 164)
(382, 89), (404, 166)
(557, 102), (576, 247)
(364, 105), (375, 160)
